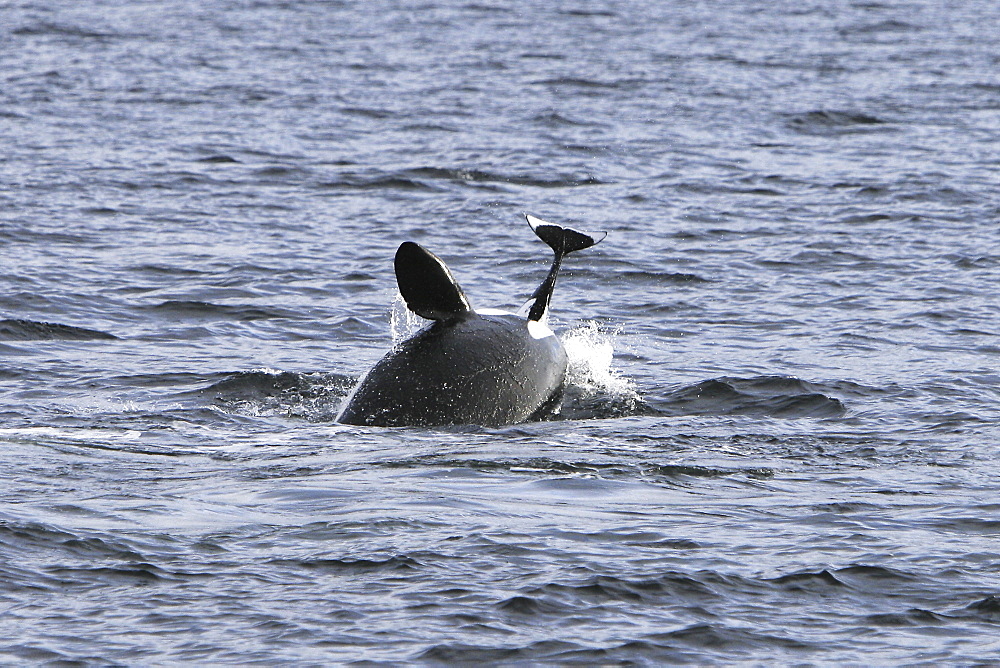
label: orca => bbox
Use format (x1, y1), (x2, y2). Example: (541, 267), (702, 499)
(336, 214), (606, 427)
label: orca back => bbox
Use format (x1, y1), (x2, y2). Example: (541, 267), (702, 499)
(337, 314), (567, 427)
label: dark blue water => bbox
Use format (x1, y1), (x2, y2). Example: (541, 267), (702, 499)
(3, 1), (1000, 663)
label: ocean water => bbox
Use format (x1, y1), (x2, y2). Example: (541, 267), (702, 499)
(2, 0), (1000, 664)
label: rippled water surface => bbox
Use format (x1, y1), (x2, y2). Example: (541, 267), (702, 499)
(3, 0), (1000, 664)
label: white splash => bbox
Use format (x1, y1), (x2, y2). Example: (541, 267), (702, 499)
(562, 320), (636, 398)
(389, 292), (424, 343)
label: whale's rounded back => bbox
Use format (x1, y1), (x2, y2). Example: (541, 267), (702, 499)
(337, 313), (567, 427)
(338, 216), (602, 427)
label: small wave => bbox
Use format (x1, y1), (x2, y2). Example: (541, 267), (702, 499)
(146, 300), (299, 322)
(768, 568), (847, 590)
(0, 520), (141, 562)
(769, 564), (917, 593)
(204, 84), (279, 103)
(643, 463), (775, 480)
(654, 623), (814, 652)
(44, 563), (176, 586)
(620, 270), (709, 284)
(196, 154), (240, 164)
(521, 572), (721, 606)
(378, 456), (624, 477)
(407, 166), (497, 183)
(203, 369), (354, 421)
(496, 595), (572, 615)
(532, 76), (633, 91)
(0, 318), (117, 341)
(926, 516), (1000, 534)
(377, 455), (770, 484)
(838, 19), (923, 36)
(956, 595), (1000, 623)
(784, 110), (891, 136)
(949, 254), (999, 269)
(406, 166), (607, 189)
(79, 206), (120, 216)
(203, 370), (318, 399)
(268, 555), (419, 574)
(864, 608), (945, 627)
(560, 9), (617, 18)
(145, 170), (236, 187)
(531, 111), (606, 128)
(415, 640), (582, 664)
(12, 22), (141, 40)
(781, 249), (879, 269)
(340, 106), (398, 119)
(318, 175), (438, 192)
(652, 376), (846, 418)
(400, 122), (461, 133)
(251, 165), (311, 183)
(129, 264), (208, 277)
(461, 3), (511, 14)
(837, 212), (894, 225)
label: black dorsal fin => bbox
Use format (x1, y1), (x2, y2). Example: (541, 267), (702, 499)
(394, 241), (473, 321)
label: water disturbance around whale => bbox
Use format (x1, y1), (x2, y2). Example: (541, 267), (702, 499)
(336, 215), (605, 427)
(3, 0), (1000, 663)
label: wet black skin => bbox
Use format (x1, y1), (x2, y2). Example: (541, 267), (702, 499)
(337, 312), (567, 427)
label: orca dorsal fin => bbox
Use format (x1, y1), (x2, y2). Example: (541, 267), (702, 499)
(394, 241), (473, 321)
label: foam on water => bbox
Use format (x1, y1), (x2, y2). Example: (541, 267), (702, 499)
(562, 320), (636, 398)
